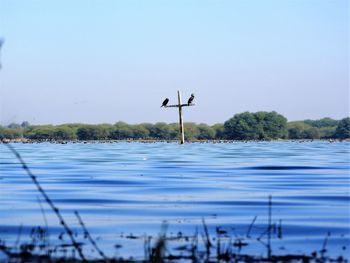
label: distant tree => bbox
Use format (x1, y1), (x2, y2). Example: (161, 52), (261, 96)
(334, 117), (350, 139)
(5, 115), (345, 141)
(131, 124), (149, 139)
(62, 123), (85, 130)
(184, 122), (200, 140)
(110, 124), (133, 140)
(21, 121), (30, 128)
(304, 118), (339, 128)
(287, 122), (320, 139)
(224, 112), (259, 140)
(98, 124), (114, 139)
(224, 111), (287, 140)
(260, 111), (288, 139)
(318, 127), (336, 139)
(26, 126), (55, 140)
(288, 118), (340, 140)
(287, 122), (307, 139)
(212, 123), (225, 139)
(53, 126), (76, 140)
(0, 127), (23, 139)
(302, 127), (320, 139)
(7, 123), (21, 129)
(147, 122), (172, 140)
(76, 125), (110, 140)
(168, 123), (180, 140)
(197, 124), (215, 140)
(253, 112), (268, 139)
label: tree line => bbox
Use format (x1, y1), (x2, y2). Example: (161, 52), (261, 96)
(1, 112), (349, 141)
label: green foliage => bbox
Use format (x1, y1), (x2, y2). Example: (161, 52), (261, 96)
(197, 124), (215, 140)
(223, 111), (287, 140)
(224, 112), (258, 140)
(167, 123), (180, 140)
(288, 122), (322, 139)
(1, 115), (348, 141)
(130, 124), (149, 139)
(304, 117), (339, 128)
(77, 125), (110, 140)
(53, 126), (76, 140)
(148, 122), (173, 140)
(111, 122), (133, 140)
(287, 122), (319, 139)
(184, 123), (200, 140)
(259, 111), (288, 139)
(288, 117), (343, 139)
(212, 124), (225, 139)
(0, 127), (23, 139)
(25, 125), (56, 140)
(334, 117), (350, 139)
(302, 128), (320, 139)
(7, 123), (21, 129)
(318, 127), (336, 139)
(21, 121), (30, 128)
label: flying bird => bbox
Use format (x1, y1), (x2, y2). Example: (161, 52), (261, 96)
(161, 98), (169, 107)
(187, 93), (195, 105)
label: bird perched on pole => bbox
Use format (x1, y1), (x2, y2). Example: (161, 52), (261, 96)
(161, 98), (169, 107)
(187, 93), (195, 105)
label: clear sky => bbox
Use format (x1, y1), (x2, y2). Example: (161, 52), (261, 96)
(0, 0), (348, 125)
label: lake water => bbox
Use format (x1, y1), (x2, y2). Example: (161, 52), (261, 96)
(0, 141), (349, 260)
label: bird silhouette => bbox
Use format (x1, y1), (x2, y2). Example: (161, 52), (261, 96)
(187, 93), (195, 105)
(161, 98), (169, 107)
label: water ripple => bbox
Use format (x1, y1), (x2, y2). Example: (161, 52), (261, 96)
(0, 141), (349, 258)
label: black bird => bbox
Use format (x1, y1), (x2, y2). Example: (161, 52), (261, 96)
(187, 93), (195, 105)
(161, 98), (169, 107)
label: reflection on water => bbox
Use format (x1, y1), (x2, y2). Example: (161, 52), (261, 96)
(0, 141), (349, 259)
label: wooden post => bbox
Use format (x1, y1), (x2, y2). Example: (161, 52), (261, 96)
(162, 90), (194, 144)
(177, 90), (185, 144)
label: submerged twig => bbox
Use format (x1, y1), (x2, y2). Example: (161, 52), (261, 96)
(201, 218), (212, 260)
(13, 224), (23, 250)
(150, 222), (168, 263)
(74, 211), (109, 262)
(320, 231), (331, 259)
(37, 197), (50, 255)
(267, 195), (272, 258)
(246, 215), (257, 238)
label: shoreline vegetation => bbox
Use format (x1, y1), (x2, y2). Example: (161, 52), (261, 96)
(1, 138), (350, 144)
(1, 112), (349, 142)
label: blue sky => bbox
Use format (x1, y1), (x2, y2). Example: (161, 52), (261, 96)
(0, 0), (348, 125)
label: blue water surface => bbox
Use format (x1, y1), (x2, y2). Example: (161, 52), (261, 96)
(0, 141), (349, 259)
